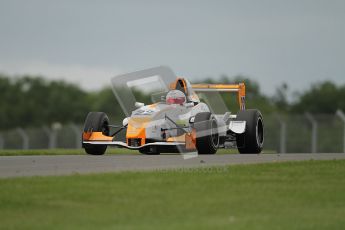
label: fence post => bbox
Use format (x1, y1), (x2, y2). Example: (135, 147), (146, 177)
(70, 123), (82, 149)
(16, 128), (29, 150)
(42, 126), (57, 149)
(0, 133), (4, 149)
(305, 112), (318, 153)
(280, 122), (287, 153)
(274, 114), (287, 153)
(336, 109), (345, 153)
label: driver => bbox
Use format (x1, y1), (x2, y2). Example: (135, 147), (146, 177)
(170, 78), (200, 105)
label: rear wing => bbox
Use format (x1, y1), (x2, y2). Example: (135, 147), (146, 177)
(191, 83), (246, 110)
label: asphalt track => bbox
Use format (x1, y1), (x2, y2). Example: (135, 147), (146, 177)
(1, 153), (345, 178)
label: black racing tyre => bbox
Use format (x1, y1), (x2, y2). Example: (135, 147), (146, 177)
(83, 112), (110, 155)
(236, 109), (264, 154)
(194, 112), (219, 154)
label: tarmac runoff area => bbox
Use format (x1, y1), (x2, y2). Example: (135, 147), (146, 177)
(0, 153), (345, 178)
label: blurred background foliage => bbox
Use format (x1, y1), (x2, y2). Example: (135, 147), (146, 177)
(1, 73), (344, 129)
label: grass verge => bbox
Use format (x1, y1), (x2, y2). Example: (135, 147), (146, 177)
(0, 160), (344, 229)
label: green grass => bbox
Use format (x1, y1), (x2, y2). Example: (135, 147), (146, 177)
(0, 160), (344, 229)
(0, 148), (275, 156)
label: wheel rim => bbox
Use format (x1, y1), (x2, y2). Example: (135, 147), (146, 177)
(210, 118), (219, 148)
(256, 117), (264, 147)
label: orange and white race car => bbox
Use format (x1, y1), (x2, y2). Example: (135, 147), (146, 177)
(82, 67), (264, 155)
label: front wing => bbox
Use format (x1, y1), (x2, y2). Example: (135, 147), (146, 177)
(83, 140), (185, 150)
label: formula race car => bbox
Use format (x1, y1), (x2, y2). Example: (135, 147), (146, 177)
(82, 67), (264, 155)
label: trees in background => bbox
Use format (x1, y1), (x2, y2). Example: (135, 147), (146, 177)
(0, 74), (344, 130)
(291, 81), (345, 114)
(272, 83), (289, 112)
(0, 75), (89, 129)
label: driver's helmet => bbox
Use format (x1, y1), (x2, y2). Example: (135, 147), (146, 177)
(166, 90), (186, 105)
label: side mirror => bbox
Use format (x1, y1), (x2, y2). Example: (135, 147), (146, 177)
(135, 102), (145, 108)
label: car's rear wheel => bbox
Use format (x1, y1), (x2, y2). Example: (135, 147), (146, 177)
(194, 112), (219, 154)
(83, 112), (110, 155)
(236, 109), (264, 154)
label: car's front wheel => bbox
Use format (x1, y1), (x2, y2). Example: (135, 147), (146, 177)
(193, 112), (219, 154)
(83, 112), (110, 155)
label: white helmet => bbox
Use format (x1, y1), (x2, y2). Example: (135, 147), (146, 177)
(166, 90), (186, 105)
